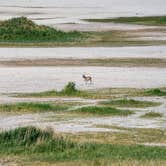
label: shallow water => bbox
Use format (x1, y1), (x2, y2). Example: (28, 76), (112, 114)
(0, 66), (166, 93)
(0, 0), (166, 24)
(0, 46), (166, 61)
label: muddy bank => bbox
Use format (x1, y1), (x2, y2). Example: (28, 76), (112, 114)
(0, 58), (166, 68)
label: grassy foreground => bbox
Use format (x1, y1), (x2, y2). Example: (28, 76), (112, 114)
(0, 127), (166, 165)
(84, 16), (166, 26)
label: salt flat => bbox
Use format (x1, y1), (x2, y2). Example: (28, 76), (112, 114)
(0, 46), (166, 61)
(0, 67), (165, 93)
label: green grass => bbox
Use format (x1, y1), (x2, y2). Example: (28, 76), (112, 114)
(84, 16), (166, 26)
(17, 82), (92, 98)
(71, 106), (133, 116)
(16, 83), (141, 99)
(0, 127), (166, 164)
(16, 85), (166, 100)
(0, 102), (68, 113)
(0, 17), (84, 43)
(145, 88), (166, 96)
(100, 99), (161, 108)
(141, 112), (163, 118)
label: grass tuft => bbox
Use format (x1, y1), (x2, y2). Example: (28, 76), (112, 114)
(0, 126), (53, 146)
(100, 99), (161, 108)
(141, 112), (163, 118)
(71, 106), (133, 116)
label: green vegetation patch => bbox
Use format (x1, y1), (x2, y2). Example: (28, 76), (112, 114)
(17, 82), (91, 98)
(0, 102), (68, 113)
(141, 112), (163, 118)
(71, 106), (133, 116)
(0, 127), (166, 163)
(16, 86), (166, 100)
(84, 16), (166, 26)
(100, 99), (161, 108)
(0, 17), (84, 42)
(145, 88), (166, 96)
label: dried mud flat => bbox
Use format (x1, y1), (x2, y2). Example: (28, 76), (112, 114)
(0, 67), (166, 93)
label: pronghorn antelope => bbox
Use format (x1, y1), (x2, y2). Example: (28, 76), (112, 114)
(82, 74), (92, 84)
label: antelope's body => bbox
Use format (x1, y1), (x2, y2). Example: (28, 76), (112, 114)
(82, 75), (92, 84)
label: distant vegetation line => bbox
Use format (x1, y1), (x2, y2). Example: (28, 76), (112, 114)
(84, 16), (166, 26)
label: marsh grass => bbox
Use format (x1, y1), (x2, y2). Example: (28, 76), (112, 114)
(84, 16), (166, 26)
(71, 106), (133, 116)
(0, 127), (166, 164)
(16, 84), (141, 99)
(141, 112), (163, 118)
(0, 102), (68, 113)
(100, 99), (161, 108)
(16, 86), (166, 100)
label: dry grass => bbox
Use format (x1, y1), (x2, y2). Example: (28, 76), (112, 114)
(67, 127), (166, 145)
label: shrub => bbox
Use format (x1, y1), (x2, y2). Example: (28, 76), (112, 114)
(61, 82), (79, 95)
(0, 17), (83, 42)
